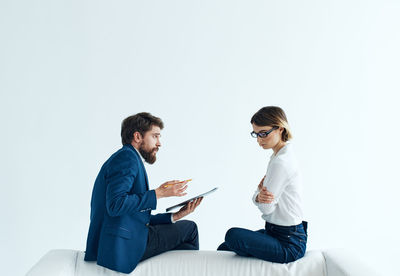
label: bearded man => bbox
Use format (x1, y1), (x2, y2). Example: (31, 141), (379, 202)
(84, 112), (202, 274)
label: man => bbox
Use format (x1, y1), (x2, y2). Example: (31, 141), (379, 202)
(84, 112), (202, 274)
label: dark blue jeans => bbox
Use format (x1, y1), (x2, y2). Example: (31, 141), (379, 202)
(217, 221), (308, 263)
(141, 220), (199, 261)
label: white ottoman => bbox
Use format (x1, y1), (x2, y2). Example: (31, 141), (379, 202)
(26, 249), (379, 276)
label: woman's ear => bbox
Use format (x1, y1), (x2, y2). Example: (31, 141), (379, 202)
(279, 127), (286, 140)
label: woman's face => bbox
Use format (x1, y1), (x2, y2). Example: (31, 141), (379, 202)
(252, 123), (283, 150)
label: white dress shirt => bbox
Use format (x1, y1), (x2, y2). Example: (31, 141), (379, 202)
(133, 146), (176, 223)
(252, 143), (304, 226)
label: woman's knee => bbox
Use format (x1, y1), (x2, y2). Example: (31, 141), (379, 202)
(225, 227), (243, 244)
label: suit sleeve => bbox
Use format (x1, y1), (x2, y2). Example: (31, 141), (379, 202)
(150, 213), (173, 225)
(105, 150), (157, 217)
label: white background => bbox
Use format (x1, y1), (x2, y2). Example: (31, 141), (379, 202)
(1, 1), (400, 275)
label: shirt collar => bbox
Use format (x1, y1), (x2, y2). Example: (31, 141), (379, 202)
(271, 142), (290, 159)
(126, 144), (146, 164)
(133, 146), (145, 164)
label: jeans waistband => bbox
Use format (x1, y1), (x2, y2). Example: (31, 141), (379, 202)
(265, 221), (308, 234)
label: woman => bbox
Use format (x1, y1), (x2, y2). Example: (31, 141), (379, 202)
(217, 106), (307, 263)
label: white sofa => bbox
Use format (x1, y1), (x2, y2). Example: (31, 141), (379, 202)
(26, 249), (379, 276)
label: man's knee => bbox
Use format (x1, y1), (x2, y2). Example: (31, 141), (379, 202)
(178, 220), (198, 233)
(178, 220), (199, 249)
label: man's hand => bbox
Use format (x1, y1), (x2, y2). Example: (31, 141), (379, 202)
(155, 180), (188, 199)
(172, 197), (203, 221)
(155, 180), (189, 199)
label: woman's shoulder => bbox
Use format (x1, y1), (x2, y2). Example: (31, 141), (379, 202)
(272, 144), (299, 173)
(274, 143), (295, 160)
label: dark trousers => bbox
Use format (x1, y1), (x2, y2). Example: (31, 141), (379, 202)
(141, 220), (199, 261)
(217, 221), (308, 263)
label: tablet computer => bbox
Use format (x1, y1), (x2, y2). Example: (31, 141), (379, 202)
(166, 187), (218, 212)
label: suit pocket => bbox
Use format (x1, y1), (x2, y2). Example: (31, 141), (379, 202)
(104, 225), (132, 240)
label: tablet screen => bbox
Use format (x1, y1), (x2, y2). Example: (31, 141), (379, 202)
(166, 187), (218, 212)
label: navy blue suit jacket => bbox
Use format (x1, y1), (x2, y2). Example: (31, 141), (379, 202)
(84, 144), (172, 273)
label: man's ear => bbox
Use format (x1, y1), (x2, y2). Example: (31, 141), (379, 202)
(132, 131), (143, 143)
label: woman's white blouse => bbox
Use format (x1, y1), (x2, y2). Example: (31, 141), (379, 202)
(252, 143), (304, 226)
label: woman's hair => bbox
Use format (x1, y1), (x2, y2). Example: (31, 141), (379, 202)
(250, 106), (292, 142)
(121, 112), (164, 145)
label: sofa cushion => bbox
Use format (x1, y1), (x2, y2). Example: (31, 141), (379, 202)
(28, 249), (327, 276)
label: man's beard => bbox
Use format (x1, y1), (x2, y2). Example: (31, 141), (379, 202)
(139, 144), (158, 164)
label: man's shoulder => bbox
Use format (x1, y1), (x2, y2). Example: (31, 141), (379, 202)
(105, 145), (140, 167)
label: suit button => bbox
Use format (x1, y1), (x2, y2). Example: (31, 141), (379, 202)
(145, 223), (149, 227)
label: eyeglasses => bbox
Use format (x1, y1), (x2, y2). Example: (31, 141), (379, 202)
(250, 126), (279, 138)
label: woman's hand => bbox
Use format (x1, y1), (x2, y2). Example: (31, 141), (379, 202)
(172, 197), (203, 221)
(256, 176), (274, 203)
(258, 176), (266, 191)
(256, 187), (274, 203)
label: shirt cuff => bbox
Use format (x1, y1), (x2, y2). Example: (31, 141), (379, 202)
(170, 213), (176, 223)
(252, 190), (260, 205)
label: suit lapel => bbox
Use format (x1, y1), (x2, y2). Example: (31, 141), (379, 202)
(142, 165), (149, 190)
(137, 159), (149, 190)
(126, 145), (149, 190)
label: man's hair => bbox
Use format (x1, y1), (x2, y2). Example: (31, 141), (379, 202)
(250, 106), (292, 142)
(121, 112), (164, 145)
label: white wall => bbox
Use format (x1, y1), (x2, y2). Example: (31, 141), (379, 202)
(1, 0), (399, 275)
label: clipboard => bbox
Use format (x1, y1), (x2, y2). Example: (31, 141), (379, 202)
(166, 187), (218, 212)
